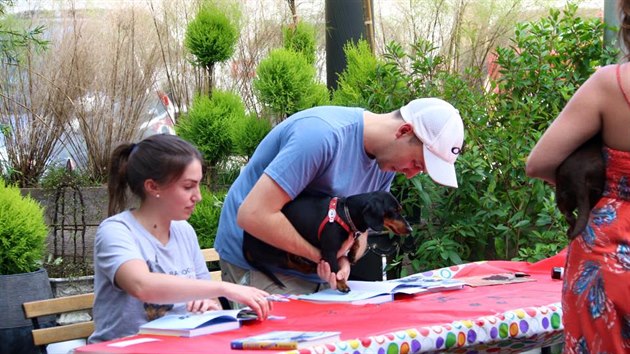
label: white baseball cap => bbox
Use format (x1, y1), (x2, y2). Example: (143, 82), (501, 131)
(400, 98), (464, 188)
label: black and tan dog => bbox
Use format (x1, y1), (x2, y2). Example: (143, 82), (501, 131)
(242, 191), (412, 293)
(555, 134), (605, 239)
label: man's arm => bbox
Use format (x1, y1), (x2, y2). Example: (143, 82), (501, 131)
(237, 174), (321, 263)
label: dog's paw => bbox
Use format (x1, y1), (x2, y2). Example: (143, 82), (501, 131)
(336, 281), (351, 293)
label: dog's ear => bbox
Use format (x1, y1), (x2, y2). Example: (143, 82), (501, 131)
(362, 198), (385, 231)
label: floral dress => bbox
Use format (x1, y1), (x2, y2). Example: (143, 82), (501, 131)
(562, 146), (630, 353)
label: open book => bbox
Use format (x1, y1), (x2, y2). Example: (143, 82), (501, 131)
(138, 308), (258, 337)
(296, 277), (465, 305)
(231, 330), (341, 350)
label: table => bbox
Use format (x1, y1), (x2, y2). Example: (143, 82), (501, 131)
(75, 251), (566, 354)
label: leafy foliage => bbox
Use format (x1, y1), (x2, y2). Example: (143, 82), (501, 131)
(0, 179), (48, 274)
(39, 164), (98, 189)
(334, 4), (618, 271)
(176, 92), (238, 167)
(231, 113), (272, 159)
(184, 2), (239, 70)
(188, 186), (227, 249)
(253, 48), (328, 122)
(0, 1), (49, 64)
(283, 21), (317, 65)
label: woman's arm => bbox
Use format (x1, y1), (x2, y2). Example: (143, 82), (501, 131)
(526, 66), (607, 184)
(114, 259), (272, 319)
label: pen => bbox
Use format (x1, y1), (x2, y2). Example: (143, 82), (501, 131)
(266, 295), (290, 302)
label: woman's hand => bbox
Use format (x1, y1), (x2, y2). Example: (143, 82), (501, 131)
(317, 256), (351, 290)
(222, 283), (272, 320)
(186, 298), (221, 313)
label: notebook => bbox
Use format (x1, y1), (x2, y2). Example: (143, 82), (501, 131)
(137, 308), (257, 337)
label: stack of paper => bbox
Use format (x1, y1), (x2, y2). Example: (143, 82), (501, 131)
(388, 276), (466, 292)
(296, 277), (465, 305)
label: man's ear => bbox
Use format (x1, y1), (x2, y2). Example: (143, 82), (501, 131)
(396, 123), (415, 139)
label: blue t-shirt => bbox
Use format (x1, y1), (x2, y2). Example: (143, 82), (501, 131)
(89, 210), (211, 343)
(215, 106), (395, 279)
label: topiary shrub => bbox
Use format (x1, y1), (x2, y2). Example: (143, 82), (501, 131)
(253, 48), (328, 122)
(283, 21), (317, 66)
(176, 93), (239, 168)
(231, 113), (271, 160)
(188, 186), (227, 250)
(184, 1), (240, 94)
(0, 179), (48, 275)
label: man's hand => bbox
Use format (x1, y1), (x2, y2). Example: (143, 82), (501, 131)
(317, 256), (351, 290)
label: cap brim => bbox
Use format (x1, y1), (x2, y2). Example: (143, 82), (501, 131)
(423, 145), (458, 188)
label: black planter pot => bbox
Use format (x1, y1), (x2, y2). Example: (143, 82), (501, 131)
(0, 268), (55, 354)
(349, 231), (400, 281)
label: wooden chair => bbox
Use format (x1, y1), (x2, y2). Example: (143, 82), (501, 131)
(21, 247), (225, 353)
(201, 247), (222, 282)
(201, 247), (231, 309)
(22, 292), (95, 354)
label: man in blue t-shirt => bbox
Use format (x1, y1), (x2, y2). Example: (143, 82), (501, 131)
(215, 98), (464, 295)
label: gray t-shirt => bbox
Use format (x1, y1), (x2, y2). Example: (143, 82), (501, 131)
(88, 210), (211, 343)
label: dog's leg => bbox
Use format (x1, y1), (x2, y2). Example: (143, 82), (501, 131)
(320, 232), (351, 293)
(569, 191), (592, 239)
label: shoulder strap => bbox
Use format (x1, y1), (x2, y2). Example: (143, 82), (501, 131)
(616, 64), (630, 109)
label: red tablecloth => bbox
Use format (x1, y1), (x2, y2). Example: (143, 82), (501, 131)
(75, 251), (566, 354)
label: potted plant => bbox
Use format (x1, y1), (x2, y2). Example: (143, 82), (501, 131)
(0, 179), (54, 354)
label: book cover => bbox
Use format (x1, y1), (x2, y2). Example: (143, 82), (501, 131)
(230, 330), (341, 350)
(138, 308), (257, 337)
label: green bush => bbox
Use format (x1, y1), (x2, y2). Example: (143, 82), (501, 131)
(189, 186), (227, 249)
(283, 21), (317, 65)
(0, 179), (48, 275)
(487, 4), (618, 262)
(184, 2), (239, 70)
(332, 4), (618, 272)
(39, 164), (98, 189)
(332, 39), (409, 113)
(253, 48), (328, 122)
(231, 113), (271, 159)
(176, 92), (242, 167)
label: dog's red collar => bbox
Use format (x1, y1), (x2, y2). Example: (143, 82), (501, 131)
(317, 197), (360, 240)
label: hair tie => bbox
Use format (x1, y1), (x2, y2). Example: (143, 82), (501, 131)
(130, 143), (139, 156)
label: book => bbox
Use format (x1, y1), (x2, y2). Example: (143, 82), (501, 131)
(296, 277), (465, 305)
(230, 330), (341, 350)
(137, 308), (258, 337)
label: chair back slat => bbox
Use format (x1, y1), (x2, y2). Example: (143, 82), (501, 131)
(23, 292), (95, 352)
(31, 321), (95, 346)
(23, 293), (94, 318)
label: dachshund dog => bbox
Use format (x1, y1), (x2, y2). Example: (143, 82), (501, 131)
(242, 191), (412, 293)
(555, 134), (605, 239)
